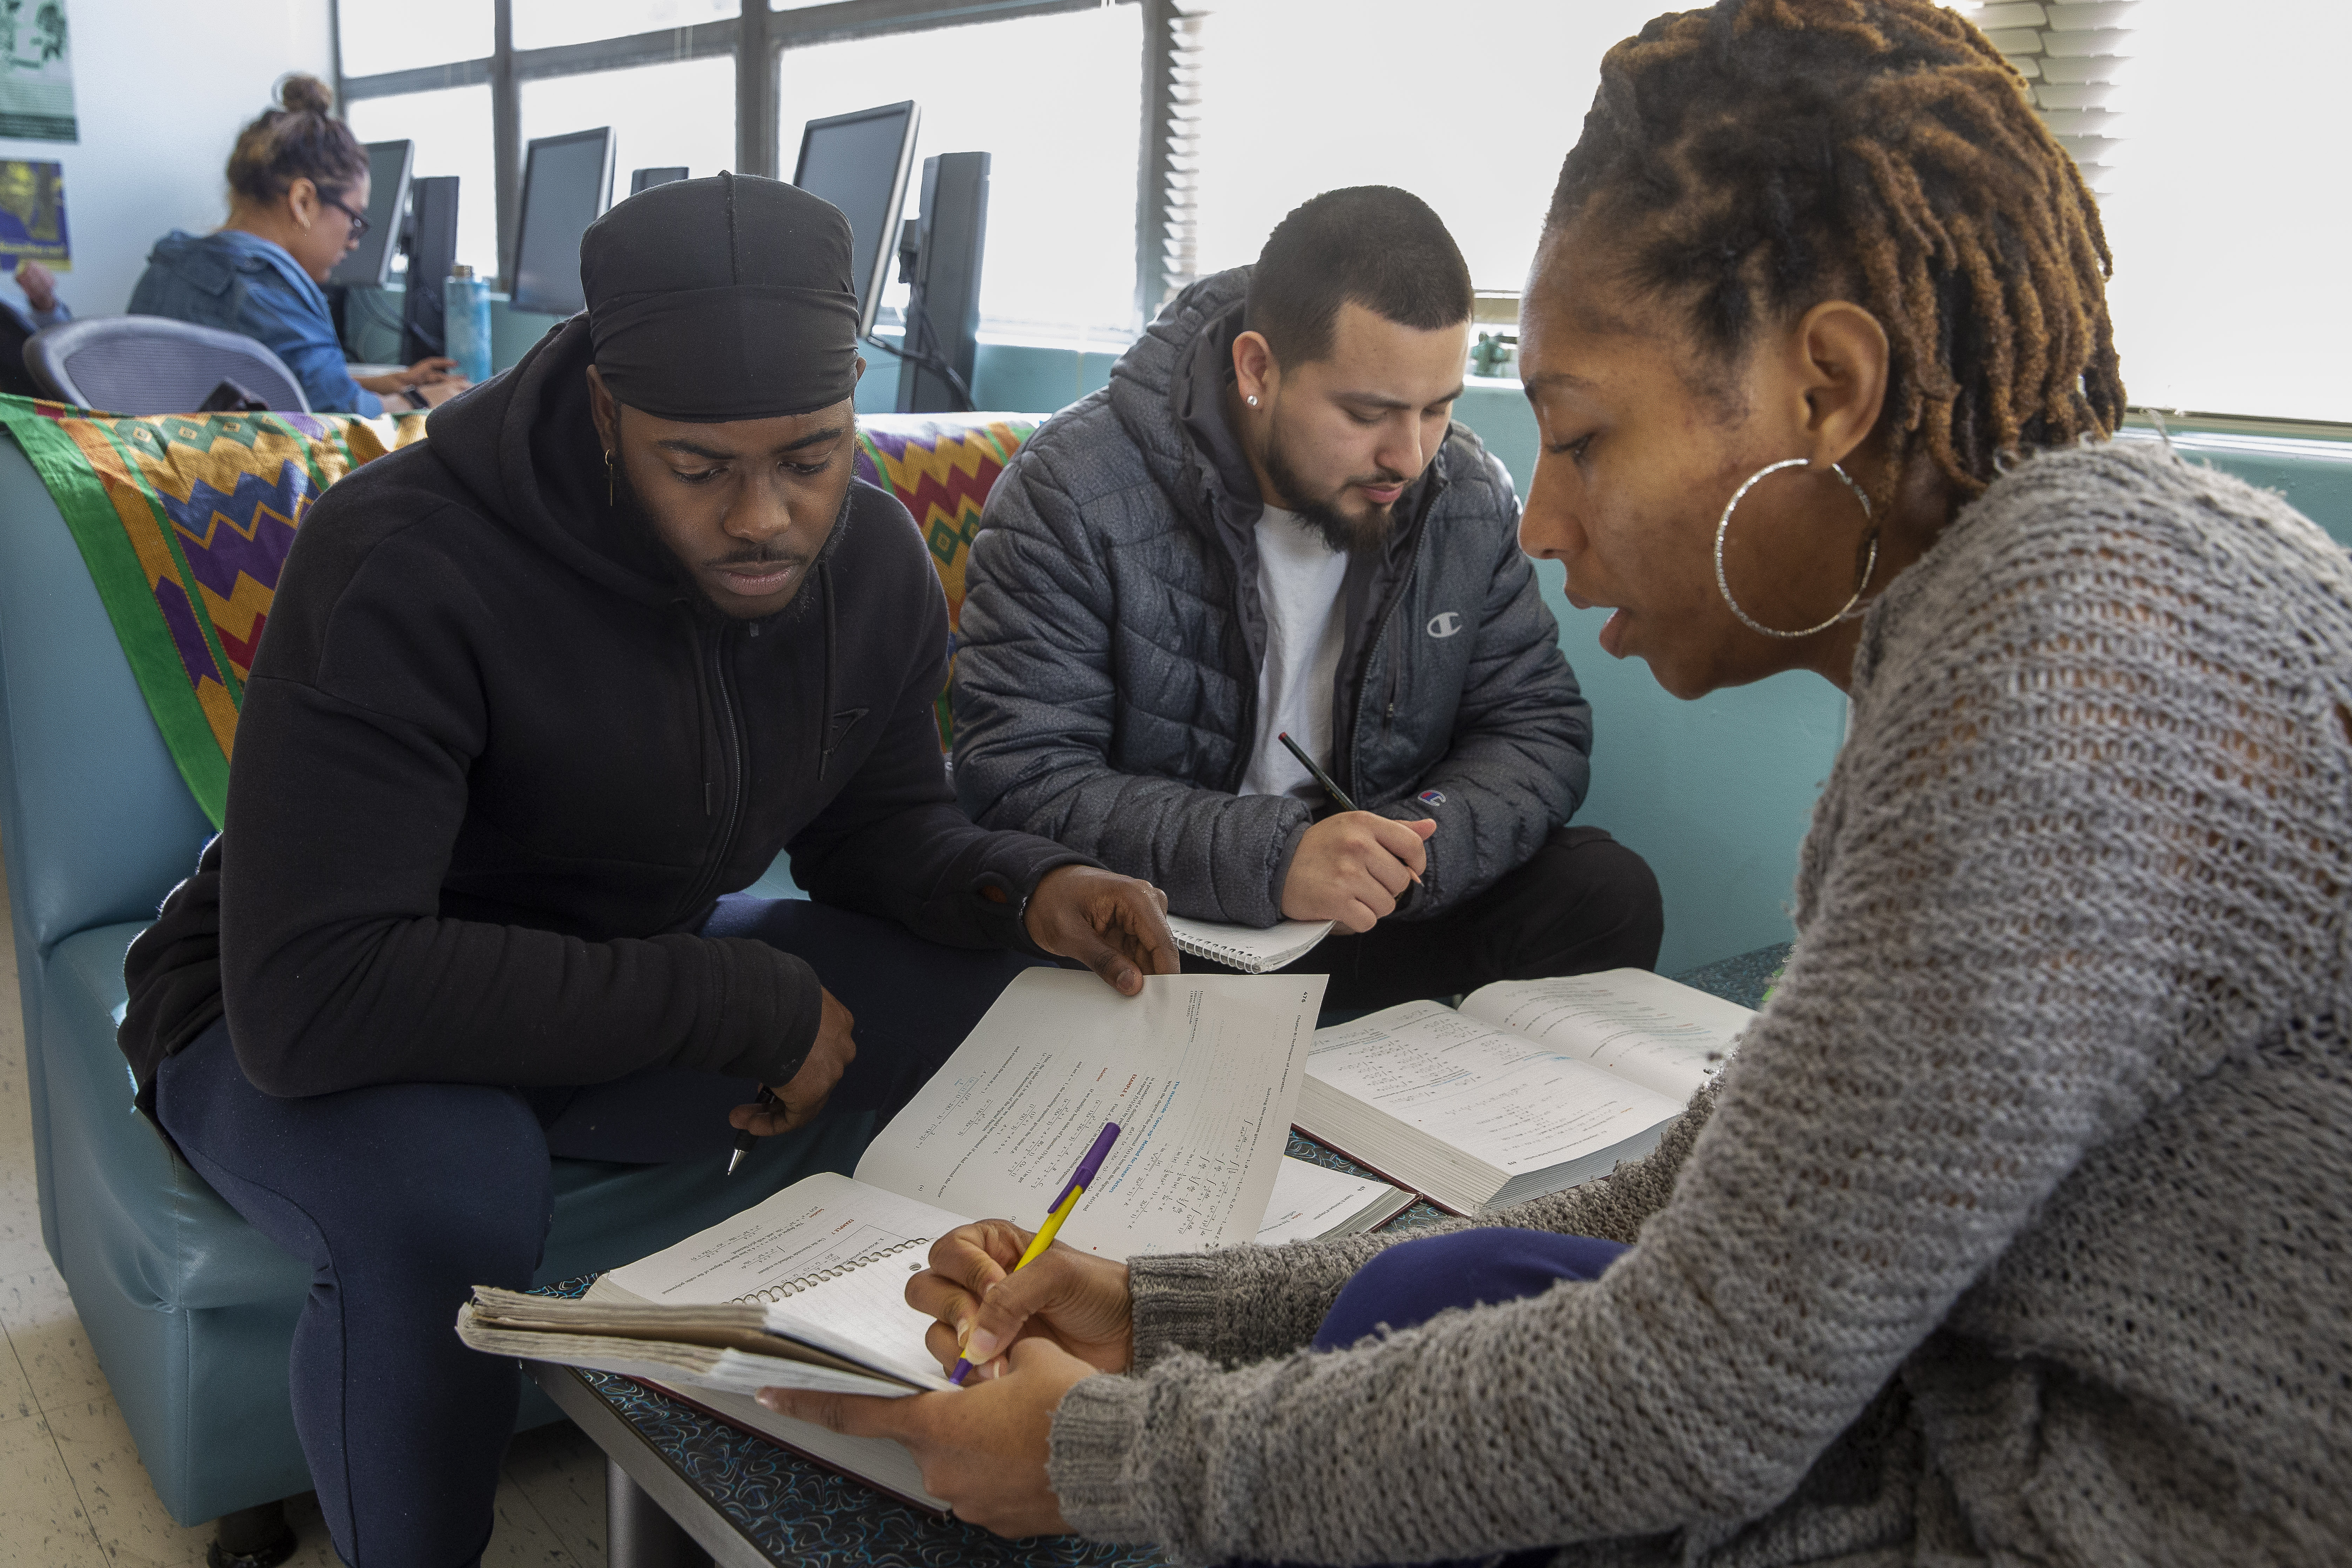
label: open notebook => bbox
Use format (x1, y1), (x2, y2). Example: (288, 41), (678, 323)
(460, 968), (1336, 1509)
(1295, 969), (1755, 1216)
(1165, 914), (1335, 974)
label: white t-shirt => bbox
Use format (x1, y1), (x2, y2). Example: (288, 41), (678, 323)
(1238, 506), (1349, 800)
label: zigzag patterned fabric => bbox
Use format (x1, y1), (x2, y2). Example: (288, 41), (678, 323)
(0, 394), (426, 827)
(853, 415), (1040, 749)
(0, 397), (1039, 824)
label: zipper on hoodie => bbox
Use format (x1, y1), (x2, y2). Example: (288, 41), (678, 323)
(670, 613), (748, 927)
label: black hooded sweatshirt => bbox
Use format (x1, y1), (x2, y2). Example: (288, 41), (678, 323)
(117, 317), (1084, 1105)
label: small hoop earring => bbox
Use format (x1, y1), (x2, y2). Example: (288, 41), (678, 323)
(1713, 458), (1879, 640)
(603, 449), (616, 507)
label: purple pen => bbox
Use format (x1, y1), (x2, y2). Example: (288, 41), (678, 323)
(950, 1120), (1122, 1385)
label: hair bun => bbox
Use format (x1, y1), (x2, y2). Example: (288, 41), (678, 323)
(277, 73), (334, 116)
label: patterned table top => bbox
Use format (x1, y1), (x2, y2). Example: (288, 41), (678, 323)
(548, 945), (1789, 1563)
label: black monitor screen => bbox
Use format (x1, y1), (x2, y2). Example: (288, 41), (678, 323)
(792, 102), (919, 337)
(511, 128), (614, 316)
(327, 140), (412, 289)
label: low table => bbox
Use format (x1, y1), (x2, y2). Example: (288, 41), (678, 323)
(540, 948), (1790, 1567)
(530, 1133), (1449, 1568)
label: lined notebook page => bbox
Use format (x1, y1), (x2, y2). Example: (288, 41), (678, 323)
(858, 971), (1324, 1258)
(603, 1172), (965, 1387)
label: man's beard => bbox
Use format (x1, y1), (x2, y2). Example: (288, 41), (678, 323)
(1259, 422), (1405, 557)
(609, 457), (832, 620)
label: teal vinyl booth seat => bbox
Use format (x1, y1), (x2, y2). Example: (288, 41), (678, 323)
(3, 403), (2347, 1527)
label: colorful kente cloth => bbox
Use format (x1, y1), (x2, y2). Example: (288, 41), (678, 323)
(0, 396), (1038, 824)
(852, 415), (1040, 749)
(0, 394), (426, 828)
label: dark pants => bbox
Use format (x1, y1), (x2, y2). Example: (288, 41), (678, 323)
(1225, 1227), (1632, 1568)
(1192, 825), (1665, 1011)
(154, 897), (1038, 1568)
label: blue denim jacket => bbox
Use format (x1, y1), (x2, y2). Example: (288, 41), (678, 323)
(127, 229), (383, 416)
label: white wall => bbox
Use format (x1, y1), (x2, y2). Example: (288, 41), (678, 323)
(0, 0), (335, 318)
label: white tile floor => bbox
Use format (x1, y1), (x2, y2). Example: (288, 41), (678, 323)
(0, 861), (612, 1567)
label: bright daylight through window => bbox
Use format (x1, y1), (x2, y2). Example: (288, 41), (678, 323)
(332, 0), (2348, 424)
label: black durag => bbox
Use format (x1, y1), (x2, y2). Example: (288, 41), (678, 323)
(581, 171), (861, 420)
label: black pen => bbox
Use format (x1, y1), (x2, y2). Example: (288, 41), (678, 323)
(1278, 731), (1424, 887)
(728, 1086), (781, 1176)
(1277, 730), (1360, 811)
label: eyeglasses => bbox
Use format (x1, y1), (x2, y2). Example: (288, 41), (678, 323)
(322, 194), (370, 241)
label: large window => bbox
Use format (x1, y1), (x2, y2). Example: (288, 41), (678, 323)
(1178, 0), (1660, 295)
(331, 0), (2351, 425)
(343, 84), (499, 277)
(337, 0), (490, 79)
(777, 5), (1142, 341)
(513, 0), (738, 52)
(338, 0), (1148, 345)
(519, 57), (739, 191)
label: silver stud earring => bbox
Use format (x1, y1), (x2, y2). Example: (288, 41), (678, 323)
(1246, 395), (1260, 408)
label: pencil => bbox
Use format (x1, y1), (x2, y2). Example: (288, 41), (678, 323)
(1276, 730), (1358, 811)
(1277, 731), (1422, 886)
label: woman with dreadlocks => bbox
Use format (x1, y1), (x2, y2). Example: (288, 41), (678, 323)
(759, 2), (2352, 1562)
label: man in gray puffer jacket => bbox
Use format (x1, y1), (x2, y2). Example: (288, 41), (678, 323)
(954, 188), (1659, 1008)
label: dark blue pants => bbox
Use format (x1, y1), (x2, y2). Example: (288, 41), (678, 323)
(1229, 1228), (1631, 1568)
(154, 897), (1038, 1568)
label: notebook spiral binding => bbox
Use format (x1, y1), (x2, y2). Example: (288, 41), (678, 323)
(729, 1235), (931, 1305)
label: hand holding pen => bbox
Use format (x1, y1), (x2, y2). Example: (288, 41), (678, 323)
(1274, 731), (1436, 931)
(949, 1120), (1123, 1385)
(727, 986), (859, 1172)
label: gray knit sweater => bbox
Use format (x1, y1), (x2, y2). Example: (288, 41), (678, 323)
(1045, 442), (2352, 1567)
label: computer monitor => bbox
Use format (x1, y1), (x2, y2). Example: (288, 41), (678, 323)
(399, 175), (461, 365)
(630, 166), (689, 195)
(791, 101), (921, 338)
(509, 127), (616, 316)
(327, 139), (413, 289)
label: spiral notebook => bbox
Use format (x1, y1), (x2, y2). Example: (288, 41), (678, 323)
(1165, 914), (1335, 974)
(460, 969), (1328, 1508)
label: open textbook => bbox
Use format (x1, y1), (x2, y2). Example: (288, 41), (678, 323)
(1165, 913), (1335, 974)
(461, 968), (1337, 1509)
(1295, 968), (1755, 1217)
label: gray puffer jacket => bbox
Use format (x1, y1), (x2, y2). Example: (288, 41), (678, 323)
(952, 268), (1592, 926)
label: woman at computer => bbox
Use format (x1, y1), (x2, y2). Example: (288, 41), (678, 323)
(128, 74), (462, 415)
(758, 2), (2351, 1562)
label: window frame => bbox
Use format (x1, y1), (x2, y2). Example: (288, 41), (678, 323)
(336, 0), (1156, 311)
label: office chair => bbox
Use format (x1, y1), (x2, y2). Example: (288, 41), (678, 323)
(23, 316), (310, 414)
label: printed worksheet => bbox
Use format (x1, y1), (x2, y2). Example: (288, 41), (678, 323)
(860, 970), (1326, 1257)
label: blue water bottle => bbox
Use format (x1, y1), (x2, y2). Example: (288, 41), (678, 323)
(443, 264), (492, 385)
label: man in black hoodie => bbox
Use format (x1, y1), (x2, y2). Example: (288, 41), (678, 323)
(115, 175), (1175, 1565)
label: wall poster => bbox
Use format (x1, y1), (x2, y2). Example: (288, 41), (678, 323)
(0, 1), (74, 142)
(0, 158), (67, 270)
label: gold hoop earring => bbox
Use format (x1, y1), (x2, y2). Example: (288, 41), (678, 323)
(1712, 458), (1879, 640)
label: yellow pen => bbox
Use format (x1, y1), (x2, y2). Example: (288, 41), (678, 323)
(950, 1119), (1121, 1384)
